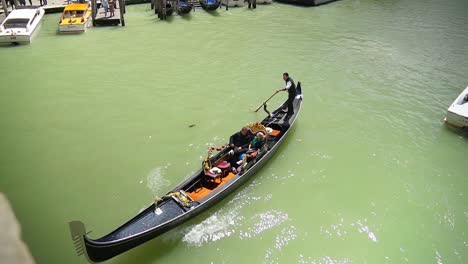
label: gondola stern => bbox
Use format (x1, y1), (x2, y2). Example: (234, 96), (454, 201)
(69, 220), (96, 263)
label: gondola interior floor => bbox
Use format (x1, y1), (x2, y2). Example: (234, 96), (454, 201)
(187, 172), (237, 201)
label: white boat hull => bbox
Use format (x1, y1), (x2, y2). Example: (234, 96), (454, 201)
(0, 8), (45, 44)
(0, 34), (32, 44)
(445, 86), (468, 128)
(59, 18), (92, 33)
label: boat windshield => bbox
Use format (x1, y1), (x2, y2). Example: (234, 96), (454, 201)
(63, 10), (85, 18)
(3, 18), (30, 29)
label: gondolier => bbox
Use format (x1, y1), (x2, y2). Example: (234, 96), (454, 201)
(277, 72), (296, 118)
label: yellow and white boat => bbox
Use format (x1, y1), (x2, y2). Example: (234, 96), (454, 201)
(59, 3), (92, 33)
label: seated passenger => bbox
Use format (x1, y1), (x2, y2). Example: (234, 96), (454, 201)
(228, 126), (253, 159)
(237, 131), (266, 165)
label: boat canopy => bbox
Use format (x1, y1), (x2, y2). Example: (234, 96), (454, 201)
(64, 3), (90, 11)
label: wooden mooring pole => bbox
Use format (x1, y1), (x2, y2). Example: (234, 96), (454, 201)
(91, 0), (96, 26)
(119, 0), (125, 26)
(156, 0), (166, 20)
(155, 0), (159, 16)
(247, 0), (256, 8)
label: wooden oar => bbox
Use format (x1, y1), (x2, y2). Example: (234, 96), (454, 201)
(254, 90), (280, 112)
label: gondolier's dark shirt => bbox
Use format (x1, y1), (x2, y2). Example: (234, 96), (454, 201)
(285, 77), (297, 99)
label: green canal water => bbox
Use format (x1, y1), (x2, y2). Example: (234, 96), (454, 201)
(1, 0), (467, 263)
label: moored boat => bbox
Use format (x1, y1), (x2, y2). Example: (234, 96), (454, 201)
(178, 0), (193, 14)
(69, 82), (304, 262)
(0, 8), (45, 44)
(445, 86), (468, 128)
(200, 0), (221, 10)
(59, 3), (93, 33)
(155, 3), (175, 16)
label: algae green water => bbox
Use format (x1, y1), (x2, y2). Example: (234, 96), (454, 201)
(1, 0), (467, 263)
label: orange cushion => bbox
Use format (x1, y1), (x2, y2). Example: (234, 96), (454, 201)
(268, 129), (281, 136)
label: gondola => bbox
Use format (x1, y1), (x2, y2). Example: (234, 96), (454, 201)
(69, 83), (303, 263)
(155, 3), (174, 16)
(199, 0), (221, 10)
(178, 0), (193, 14)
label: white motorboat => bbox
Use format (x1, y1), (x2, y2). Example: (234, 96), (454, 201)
(445, 86), (468, 128)
(0, 8), (45, 44)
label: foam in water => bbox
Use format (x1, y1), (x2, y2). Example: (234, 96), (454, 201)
(146, 166), (171, 194)
(181, 179), (292, 247)
(182, 212), (239, 247)
(354, 219), (378, 243)
(241, 210), (289, 238)
(435, 250), (443, 264)
(298, 255), (352, 264)
(320, 214), (379, 243)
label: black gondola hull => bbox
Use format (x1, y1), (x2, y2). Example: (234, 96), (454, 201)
(70, 83), (303, 263)
(178, 3), (193, 14)
(199, 0), (221, 10)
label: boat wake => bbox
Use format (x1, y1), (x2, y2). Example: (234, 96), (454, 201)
(180, 181), (292, 247)
(146, 166), (171, 194)
(182, 212), (238, 246)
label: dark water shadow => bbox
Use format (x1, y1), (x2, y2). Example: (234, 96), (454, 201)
(150, 15), (175, 23)
(179, 13), (193, 20)
(444, 123), (468, 139)
(0, 42), (22, 48)
(55, 30), (86, 36)
(203, 9), (221, 16)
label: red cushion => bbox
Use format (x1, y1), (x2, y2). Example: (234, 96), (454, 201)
(217, 161), (230, 169)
